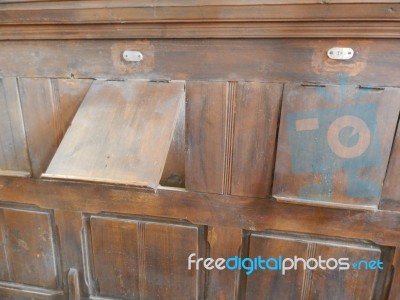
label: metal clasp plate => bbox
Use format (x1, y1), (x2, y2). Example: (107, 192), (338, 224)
(327, 47), (354, 60)
(123, 50), (144, 62)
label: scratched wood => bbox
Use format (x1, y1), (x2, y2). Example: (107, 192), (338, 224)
(206, 226), (242, 299)
(90, 216), (140, 299)
(44, 80), (184, 189)
(1, 208), (60, 289)
(245, 232), (389, 300)
(231, 82), (283, 198)
(142, 222), (203, 300)
(18, 78), (92, 177)
(0, 77), (30, 177)
(273, 83), (400, 208)
(186, 81), (228, 194)
(381, 119), (400, 208)
(2, 40), (400, 87)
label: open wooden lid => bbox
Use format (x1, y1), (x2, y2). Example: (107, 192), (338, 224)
(42, 80), (185, 190)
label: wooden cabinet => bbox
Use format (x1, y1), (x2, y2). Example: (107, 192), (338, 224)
(0, 1), (400, 299)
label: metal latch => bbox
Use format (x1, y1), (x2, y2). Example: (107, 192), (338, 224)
(327, 47), (354, 60)
(123, 50), (144, 62)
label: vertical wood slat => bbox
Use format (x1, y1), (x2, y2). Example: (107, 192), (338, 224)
(0, 77), (30, 176)
(186, 81), (228, 194)
(231, 82), (283, 198)
(18, 78), (92, 177)
(206, 226), (242, 300)
(90, 217), (140, 299)
(381, 118), (400, 205)
(54, 210), (87, 297)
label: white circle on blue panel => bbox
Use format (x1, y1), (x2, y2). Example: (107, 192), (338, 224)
(327, 115), (371, 159)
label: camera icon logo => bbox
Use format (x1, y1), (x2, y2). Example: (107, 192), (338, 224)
(286, 103), (381, 200)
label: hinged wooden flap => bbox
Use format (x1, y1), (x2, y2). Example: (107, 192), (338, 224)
(43, 80), (184, 189)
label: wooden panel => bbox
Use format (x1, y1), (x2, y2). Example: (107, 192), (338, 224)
(381, 119), (400, 207)
(389, 248), (400, 300)
(2, 208), (59, 289)
(90, 216), (139, 300)
(186, 81), (228, 194)
(142, 222), (202, 300)
(245, 234), (309, 299)
(246, 233), (387, 300)
(273, 83), (400, 208)
(310, 242), (381, 300)
(54, 210), (87, 297)
(44, 80), (184, 189)
(206, 227), (242, 300)
(18, 78), (92, 177)
(3, 40), (400, 87)
(231, 82), (282, 198)
(160, 96), (186, 188)
(87, 216), (203, 299)
(0, 77), (30, 177)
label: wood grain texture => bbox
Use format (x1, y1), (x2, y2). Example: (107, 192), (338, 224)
(388, 248), (400, 300)
(142, 222), (203, 300)
(54, 210), (87, 297)
(3, 22), (400, 40)
(3, 39), (400, 86)
(18, 78), (92, 178)
(89, 216), (140, 300)
(273, 83), (400, 208)
(160, 95), (186, 188)
(44, 80), (184, 189)
(1, 2), (400, 25)
(310, 242), (381, 300)
(246, 232), (387, 300)
(245, 233), (309, 299)
(86, 216), (203, 300)
(1, 208), (60, 289)
(206, 227), (242, 300)
(0, 176), (400, 248)
(231, 82), (283, 198)
(381, 119), (400, 208)
(186, 81), (228, 194)
(0, 77), (30, 177)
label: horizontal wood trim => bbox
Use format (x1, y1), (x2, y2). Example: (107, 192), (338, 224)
(0, 2), (400, 39)
(2, 22), (400, 40)
(0, 176), (399, 247)
(0, 281), (63, 299)
(2, 39), (400, 86)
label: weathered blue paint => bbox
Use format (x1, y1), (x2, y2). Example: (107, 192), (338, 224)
(286, 102), (382, 200)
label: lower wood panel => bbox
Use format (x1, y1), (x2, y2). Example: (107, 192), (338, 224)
(244, 232), (391, 300)
(85, 215), (205, 300)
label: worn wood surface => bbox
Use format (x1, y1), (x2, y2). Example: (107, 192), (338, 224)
(274, 83), (400, 208)
(245, 232), (387, 300)
(0, 176), (399, 248)
(381, 119), (400, 210)
(0, 207), (60, 289)
(231, 82), (283, 198)
(44, 80), (184, 189)
(206, 227), (242, 300)
(18, 78), (91, 178)
(1, 1), (400, 41)
(2, 40), (400, 87)
(186, 81), (228, 194)
(0, 77), (30, 177)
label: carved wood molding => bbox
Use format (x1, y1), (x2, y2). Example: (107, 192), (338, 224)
(1, 1), (400, 39)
